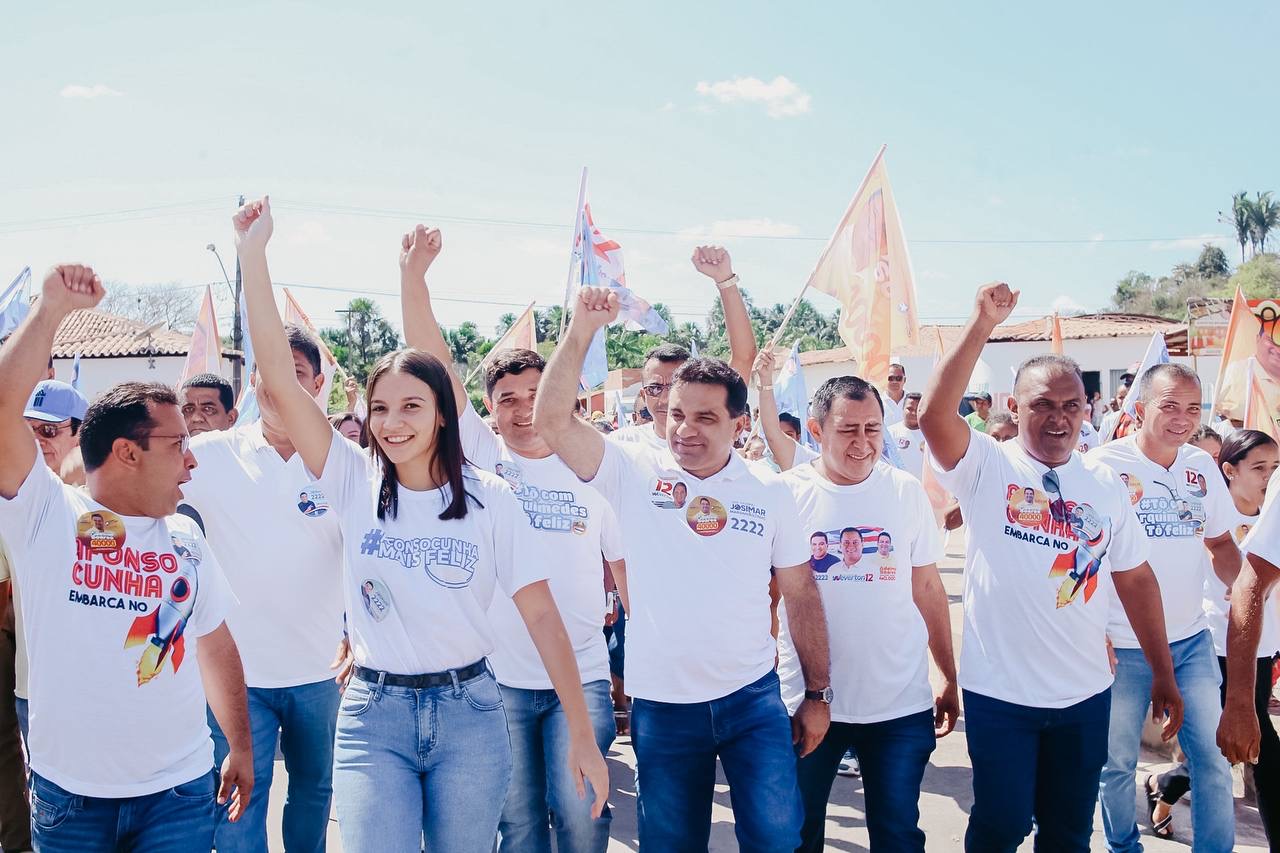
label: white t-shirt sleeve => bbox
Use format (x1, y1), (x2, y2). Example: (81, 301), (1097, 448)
(770, 484), (812, 568)
(459, 404), (501, 473)
(908, 478), (945, 566)
(929, 428), (994, 501)
(588, 440), (637, 511)
(600, 501), (624, 563)
(490, 481), (551, 597)
(1106, 480), (1151, 573)
(1243, 483), (1280, 569)
(0, 451), (63, 553)
(314, 428), (373, 514)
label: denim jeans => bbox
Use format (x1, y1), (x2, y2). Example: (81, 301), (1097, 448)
(963, 687), (1111, 852)
(30, 769), (216, 852)
(208, 678), (341, 853)
(1099, 629), (1233, 853)
(14, 696), (27, 744)
(331, 667), (513, 851)
(497, 679), (615, 853)
(794, 710), (935, 852)
(631, 669), (802, 853)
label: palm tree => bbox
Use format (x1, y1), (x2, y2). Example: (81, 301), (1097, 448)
(1221, 192), (1251, 262)
(1249, 191), (1280, 255)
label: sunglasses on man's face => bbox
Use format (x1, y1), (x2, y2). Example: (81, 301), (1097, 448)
(29, 422), (71, 440)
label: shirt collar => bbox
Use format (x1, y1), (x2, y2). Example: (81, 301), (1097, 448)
(659, 446), (749, 483)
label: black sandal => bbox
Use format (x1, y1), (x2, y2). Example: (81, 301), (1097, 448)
(1145, 774), (1173, 839)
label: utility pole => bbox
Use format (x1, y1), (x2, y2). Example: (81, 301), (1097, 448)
(233, 194), (245, 394)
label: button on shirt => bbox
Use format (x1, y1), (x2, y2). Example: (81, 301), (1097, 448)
(888, 423), (926, 480)
(931, 432), (1149, 708)
(590, 442), (809, 702)
(179, 423), (346, 688)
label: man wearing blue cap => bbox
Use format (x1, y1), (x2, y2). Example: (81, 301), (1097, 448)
(23, 380), (86, 477)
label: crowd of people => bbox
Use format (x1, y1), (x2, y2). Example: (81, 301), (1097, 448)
(0, 198), (1278, 852)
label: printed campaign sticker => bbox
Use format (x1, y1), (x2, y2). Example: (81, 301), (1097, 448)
(686, 496), (728, 536)
(1120, 472), (1144, 505)
(76, 509), (126, 552)
(1006, 487), (1049, 527)
(296, 487), (330, 518)
(360, 579), (393, 623)
(650, 478), (689, 509)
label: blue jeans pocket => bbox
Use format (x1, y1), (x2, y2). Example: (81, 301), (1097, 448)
(461, 674), (504, 711)
(31, 774), (79, 830)
(341, 680), (375, 717)
(170, 771), (215, 801)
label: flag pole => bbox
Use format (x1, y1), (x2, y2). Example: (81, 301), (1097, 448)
(768, 144), (888, 349)
(558, 167), (590, 341)
(465, 301), (538, 387)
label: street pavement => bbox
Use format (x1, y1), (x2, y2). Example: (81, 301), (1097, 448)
(270, 530), (1270, 850)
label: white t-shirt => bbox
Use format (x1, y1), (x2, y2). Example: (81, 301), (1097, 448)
(179, 424), (346, 688)
(930, 432), (1149, 708)
(1205, 503), (1279, 657)
(882, 392), (906, 427)
(315, 430), (544, 675)
(460, 407), (622, 689)
(1077, 421), (1100, 454)
(888, 423), (926, 480)
(0, 455), (234, 797)
(590, 442), (809, 702)
(1089, 437), (1231, 649)
(1242, 470), (1280, 652)
(777, 463), (943, 723)
(610, 422), (666, 451)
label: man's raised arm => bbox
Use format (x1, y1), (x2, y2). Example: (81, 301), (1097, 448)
(751, 347), (797, 471)
(691, 246), (757, 380)
(919, 282), (1018, 471)
(0, 266), (103, 498)
(398, 225), (468, 412)
(532, 288), (619, 481)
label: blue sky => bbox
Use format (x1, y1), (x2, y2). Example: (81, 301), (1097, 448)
(3, 2), (1277, 338)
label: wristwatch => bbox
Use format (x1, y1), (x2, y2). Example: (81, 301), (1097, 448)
(715, 273), (740, 290)
(804, 686), (833, 704)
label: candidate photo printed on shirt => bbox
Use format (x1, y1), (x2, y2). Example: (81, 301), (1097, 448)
(686, 496), (728, 536)
(76, 509), (127, 552)
(807, 525), (895, 582)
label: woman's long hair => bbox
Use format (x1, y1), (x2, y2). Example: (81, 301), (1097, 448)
(1217, 429), (1277, 486)
(365, 349), (477, 522)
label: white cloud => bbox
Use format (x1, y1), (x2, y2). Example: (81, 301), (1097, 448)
(1051, 294), (1085, 315)
(660, 101), (676, 112)
(1148, 233), (1232, 251)
(694, 76), (811, 118)
(60, 84), (123, 99)
(679, 218), (802, 239)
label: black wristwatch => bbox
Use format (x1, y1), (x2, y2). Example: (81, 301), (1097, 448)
(804, 686), (833, 704)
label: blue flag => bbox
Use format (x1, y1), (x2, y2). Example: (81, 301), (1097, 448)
(234, 284), (261, 423)
(71, 352), (82, 391)
(0, 267), (32, 339)
(775, 343), (815, 448)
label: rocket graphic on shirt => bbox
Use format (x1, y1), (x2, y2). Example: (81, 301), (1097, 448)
(122, 535), (200, 686)
(1047, 504), (1110, 609)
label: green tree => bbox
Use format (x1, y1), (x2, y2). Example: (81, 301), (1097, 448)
(1222, 192), (1252, 263)
(319, 298), (402, 383)
(1228, 253), (1280, 299)
(445, 321), (487, 369)
(1248, 191), (1280, 255)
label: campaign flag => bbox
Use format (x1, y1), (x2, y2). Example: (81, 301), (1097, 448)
(1105, 332), (1169, 441)
(1244, 358), (1280, 440)
(690, 338), (700, 359)
(0, 267), (32, 339)
(806, 146), (919, 387)
(472, 302), (538, 388)
(1212, 287), (1266, 421)
(775, 342), (814, 448)
(1049, 313), (1064, 355)
(284, 288), (339, 412)
(71, 352), (82, 392)
(610, 389), (630, 427)
(180, 286), (222, 384)
(920, 448), (954, 529)
(568, 171), (668, 388)
(234, 283), (261, 423)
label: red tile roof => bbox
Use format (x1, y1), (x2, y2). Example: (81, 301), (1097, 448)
(50, 309), (215, 358)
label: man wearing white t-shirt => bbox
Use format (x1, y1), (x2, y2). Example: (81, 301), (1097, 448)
(881, 361), (908, 427)
(177, 324), (345, 853)
(535, 287), (832, 853)
(888, 392), (925, 480)
(0, 265), (252, 851)
(920, 281), (1181, 853)
(611, 246), (756, 452)
(777, 376), (958, 852)
(397, 225), (622, 853)
(1090, 364), (1238, 852)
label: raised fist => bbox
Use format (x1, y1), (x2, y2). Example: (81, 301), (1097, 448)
(974, 281), (1019, 326)
(691, 245), (734, 283)
(42, 264), (104, 314)
(400, 225), (443, 280)
(570, 287), (620, 337)
(752, 346), (777, 383)
(233, 197), (274, 255)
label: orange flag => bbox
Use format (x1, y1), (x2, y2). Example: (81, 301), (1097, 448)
(920, 447), (953, 530)
(807, 146), (919, 386)
(179, 286), (221, 383)
(1049, 313), (1064, 355)
(1212, 287), (1263, 420)
(471, 302), (538, 386)
(1245, 358), (1279, 440)
(283, 288), (339, 407)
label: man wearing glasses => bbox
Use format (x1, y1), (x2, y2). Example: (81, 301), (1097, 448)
(920, 281), (1181, 852)
(0, 265), (252, 850)
(611, 246), (757, 451)
(882, 362), (909, 426)
(1090, 363), (1238, 853)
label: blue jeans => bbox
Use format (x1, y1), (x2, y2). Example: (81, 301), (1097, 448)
(30, 770), (216, 852)
(794, 710), (936, 852)
(497, 679), (615, 853)
(631, 669), (802, 853)
(331, 667), (513, 851)
(208, 678), (341, 853)
(964, 688), (1111, 852)
(1099, 629), (1234, 853)
(15, 696), (27, 745)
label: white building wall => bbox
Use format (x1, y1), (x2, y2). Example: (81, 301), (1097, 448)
(51, 356), (240, 401)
